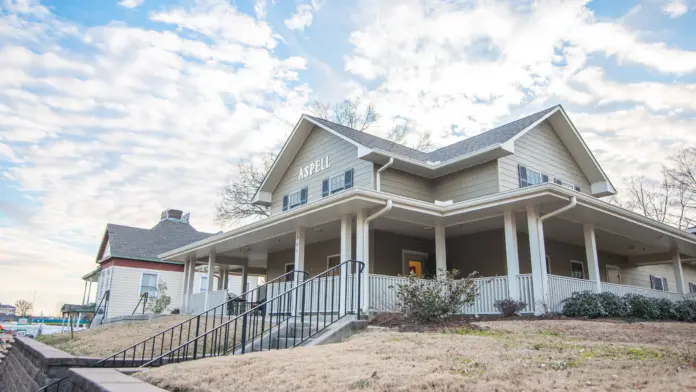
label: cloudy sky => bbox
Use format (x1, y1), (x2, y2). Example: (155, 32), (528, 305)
(1, 0), (695, 315)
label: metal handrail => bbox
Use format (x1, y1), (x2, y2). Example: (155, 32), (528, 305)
(95, 290), (110, 320)
(141, 260), (364, 368)
(35, 270), (307, 392)
(132, 292), (149, 315)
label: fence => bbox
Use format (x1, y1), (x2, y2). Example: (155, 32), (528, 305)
(547, 275), (597, 312)
(601, 282), (684, 302)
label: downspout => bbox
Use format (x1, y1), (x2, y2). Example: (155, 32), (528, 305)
(361, 199), (393, 313)
(375, 158), (394, 191)
(536, 196), (577, 311)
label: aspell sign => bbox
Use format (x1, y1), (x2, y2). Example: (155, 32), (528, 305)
(298, 156), (330, 180)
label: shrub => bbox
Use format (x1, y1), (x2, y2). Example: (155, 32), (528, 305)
(675, 299), (696, 322)
(396, 269), (479, 323)
(561, 291), (606, 318)
(146, 281), (172, 314)
(624, 294), (662, 320)
(597, 292), (630, 318)
(494, 299), (527, 317)
(170, 308), (180, 315)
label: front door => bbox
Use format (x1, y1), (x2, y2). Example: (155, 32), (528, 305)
(403, 251), (427, 277)
(606, 265), (621, 284)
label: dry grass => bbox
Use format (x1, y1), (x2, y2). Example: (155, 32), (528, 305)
(37, 315), (268, 358)
(137, 319), (696, 392)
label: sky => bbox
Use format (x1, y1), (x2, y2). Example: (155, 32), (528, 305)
(1, 0), (696, 315)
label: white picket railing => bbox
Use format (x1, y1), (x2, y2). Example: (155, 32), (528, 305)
(370, 274), (408, 312)
(185, 290), (228, 314)
(601, 282), (684, 302)
(516, 274), (535, 314)
(547, 275), (597, 313)
(461, 276), (509, 315)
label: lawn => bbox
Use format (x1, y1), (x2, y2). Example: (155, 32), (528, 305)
(136, 319), (696, 392)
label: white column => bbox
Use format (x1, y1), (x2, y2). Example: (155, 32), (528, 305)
(434, 222), (447, 275)
(222, 265), (229, 290)
(241, 266), (249, 294)
(673, 249), (686, 295)
(526, 206), (547, 315)
(356, 209), (369, 313)
(292, 227), (306, 316)
(205, 252), (216, 309)
(504, 210), (520, 301)
(181, 260), (190, 310)
(216, 265), (224, 290)
(86, 281), (92, 303)
(583, 224), (602, 293)
(186, 258), (196, 313)
(82, 281), (88, 305)
(340, 214), (353, 315)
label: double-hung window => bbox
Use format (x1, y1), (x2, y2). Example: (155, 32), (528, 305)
(518, 165), (548, 188)
(140, 273), (158, 298)
(650, 275), (668, 292)
(200, 275), (208, 293)
(322, 169), (354, 197)
(282, 187), (308, 211)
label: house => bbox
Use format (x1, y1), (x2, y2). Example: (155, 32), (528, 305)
(81, 209), (264, 319)
(159, 105), (696, 316)
(0, 304), (16, 316)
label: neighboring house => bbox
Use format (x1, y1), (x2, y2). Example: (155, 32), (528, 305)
(0, 304), (16, 316)
(159, 105), (696, 315)
(81, 209), (263, 318)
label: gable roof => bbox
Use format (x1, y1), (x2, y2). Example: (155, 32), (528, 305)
(253, 104), (615, 203)
(99, 220), (215, 263)
(307, 105), (558, 164)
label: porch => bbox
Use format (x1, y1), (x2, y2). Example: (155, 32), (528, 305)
(161, 186), (696, 316)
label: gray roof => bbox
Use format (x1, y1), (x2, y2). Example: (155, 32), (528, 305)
(104, 220), (214, 262)
(306, 105), (559, 163)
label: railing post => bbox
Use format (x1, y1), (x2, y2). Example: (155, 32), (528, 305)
(300, 273), (306, 324)
(357, 262), (362, 319)
(192, 316), (200, 359)
(240, 313), (248, 354)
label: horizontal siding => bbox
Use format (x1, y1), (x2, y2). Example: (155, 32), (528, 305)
(108, 266), (184, 318)
(499, 120), (591, 193)
(619, 264), (696, 294)
(435, 161), (499, 202)
(379, 166), (434, 202)
(271, 127), (373, 215)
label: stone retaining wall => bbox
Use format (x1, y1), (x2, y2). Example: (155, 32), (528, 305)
(0, 337), (164, 392)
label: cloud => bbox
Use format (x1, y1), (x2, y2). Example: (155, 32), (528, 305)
(0, 0), (309, 314)
(284, 1), (324, 31)
(118, 0), (144, 8)
(662, 0), (689, 17)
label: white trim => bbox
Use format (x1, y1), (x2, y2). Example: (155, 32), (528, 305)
(139, 271), (159, 298)
(401, 249), (428, 276)
(606, 264), (621, 284)
(569, 260), (585, 280)
(507, 106), (561, 144)
(199, 274), (208, 293)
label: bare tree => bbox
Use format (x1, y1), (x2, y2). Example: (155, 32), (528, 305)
(15, 299), (33, 317)
(215, 152), (276, 227)
(621, 173), (696, 230)
(665, 148), (696, 200)
(311, 98), (379, 132)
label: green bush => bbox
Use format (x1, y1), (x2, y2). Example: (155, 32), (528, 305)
(562, 291), (692, 322)
(494, 299), (528, 317)
(561, 291), (606, 318)
(597, 292), (630, 317)
(395, 269), (479, 323)
(675, 299), (696, 322)
(624, 294), (662, 320)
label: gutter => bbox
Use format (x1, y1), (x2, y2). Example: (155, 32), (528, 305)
(375, 158), (394, 191)
(360, 199), (393, 278)
(539, 196), (577, 223)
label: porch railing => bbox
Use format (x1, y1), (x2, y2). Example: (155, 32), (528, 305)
(461, 276), (508, 315)
(600, 282), (684, 302)
(516, 274), (535, 313)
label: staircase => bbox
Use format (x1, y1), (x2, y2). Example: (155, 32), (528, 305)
(36, 269), (308, 392)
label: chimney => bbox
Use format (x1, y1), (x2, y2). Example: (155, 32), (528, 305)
(160, 209), (190, 223)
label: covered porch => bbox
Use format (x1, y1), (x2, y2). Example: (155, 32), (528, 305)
(160, 187), (696, 316)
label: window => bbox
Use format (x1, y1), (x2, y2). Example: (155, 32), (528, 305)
(200, 275), (208, 293)
(518, 165), (549, 188)
(322, 169), (354, 197)
(140, 273), (158, 298)
(327, 254), (341, 276)
(650, 275), (668, 292)
(282, 187), (308, 211)
(689, 282), (696, 294)
(570, 261), (585, 279)
(285, 263), (295, 282)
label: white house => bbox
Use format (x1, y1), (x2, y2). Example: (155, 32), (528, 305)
(81, 209), (263, 319)
(158, 105), (696, 315)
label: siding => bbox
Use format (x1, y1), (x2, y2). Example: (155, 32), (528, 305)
(434, 161), (499, 202)
(267, 237), (359, 279)
(619, 264), (696, 294)
(372, 231), (433, 276)
(271, 127), (373, 215)
(498, 120), (591, 193)
(379, 166), (434, 202)
(108, 266), (184, 318)
(190, 272), (260, 296)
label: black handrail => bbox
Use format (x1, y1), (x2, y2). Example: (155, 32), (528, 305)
(132, 292), (149, 315)
(141, 260), (364, 368)
(35, 269), (307, 392)
(95, 290), (110, 320)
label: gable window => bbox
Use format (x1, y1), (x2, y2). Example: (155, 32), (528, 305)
(650, 275), (668, 292)
(570, 260), (585, 279)
(554, 178), (582, 192)
(518, 165), (549, 188)
(282, 187), (308, 211)
(322, 169), (354, 197)
(140, 273), (158, 298)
